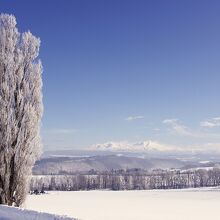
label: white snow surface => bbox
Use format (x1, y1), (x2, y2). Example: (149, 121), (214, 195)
(23, 187), (220, 220)
(0, 204), (75, 220)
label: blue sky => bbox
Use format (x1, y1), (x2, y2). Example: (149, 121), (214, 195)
(2, 0), (220, 151)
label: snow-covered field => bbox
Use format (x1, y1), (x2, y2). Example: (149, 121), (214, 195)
(0, 204), (75, 220)
(24, 187), (220, 220)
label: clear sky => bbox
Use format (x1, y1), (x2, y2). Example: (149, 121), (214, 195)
(1, 0), (220, 151)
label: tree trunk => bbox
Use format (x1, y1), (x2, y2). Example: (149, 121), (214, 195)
(0, 154), (16, 206)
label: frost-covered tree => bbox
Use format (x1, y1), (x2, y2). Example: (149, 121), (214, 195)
(0, 14), (43, 206)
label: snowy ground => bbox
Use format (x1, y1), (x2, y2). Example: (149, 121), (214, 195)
(0, 204), (75, 220)
(25, 187), (220, 220)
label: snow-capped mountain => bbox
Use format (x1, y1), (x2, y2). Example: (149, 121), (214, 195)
(91, 140), (182, 152)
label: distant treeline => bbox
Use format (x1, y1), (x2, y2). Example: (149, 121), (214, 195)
(30, 168), (220, 191)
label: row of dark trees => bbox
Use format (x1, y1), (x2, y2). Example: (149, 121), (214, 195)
(30, 168), (220, 191)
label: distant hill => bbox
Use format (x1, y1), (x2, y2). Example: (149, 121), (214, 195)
(36, 149), (220, 175)
(33, 155), (187, 175)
